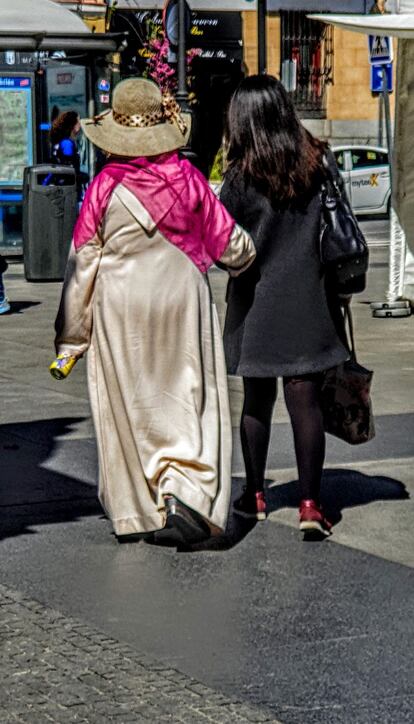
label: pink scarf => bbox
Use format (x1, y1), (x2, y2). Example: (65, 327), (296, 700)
(73, 151), (235, 273)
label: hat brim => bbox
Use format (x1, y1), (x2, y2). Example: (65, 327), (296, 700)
(81, 109), (191, 158)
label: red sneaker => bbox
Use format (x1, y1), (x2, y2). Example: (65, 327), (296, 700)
(299, 499), (332, 537)
(233, 489), (267, 521)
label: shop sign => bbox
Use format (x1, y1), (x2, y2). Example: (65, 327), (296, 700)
(127, 10), (242, 61)
(131, 10), (242, 42)
(190, 12), (242, 44)
(195, 48), (238, 60)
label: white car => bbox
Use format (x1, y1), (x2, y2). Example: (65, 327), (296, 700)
(332, 145), (391, 216)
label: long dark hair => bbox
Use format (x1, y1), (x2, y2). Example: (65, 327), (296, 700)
(50, 111), (79, 144)
(225, 74), (327, 203)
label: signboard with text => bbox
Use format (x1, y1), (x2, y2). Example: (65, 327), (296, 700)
(133, 10), (243, 62)
(0, 75), (34, 187)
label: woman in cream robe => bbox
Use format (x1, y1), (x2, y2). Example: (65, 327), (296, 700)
(54, 149), (255, 539)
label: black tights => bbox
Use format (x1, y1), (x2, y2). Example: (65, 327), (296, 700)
(241, 376), (326, 503)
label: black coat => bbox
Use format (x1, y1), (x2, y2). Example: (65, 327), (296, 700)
(220, 165), (349, 378)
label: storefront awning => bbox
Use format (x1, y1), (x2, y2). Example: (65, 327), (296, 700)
(114, 1), (369, 9)
(114, 1), (252, 8)
(308, 12), (414, 38)
(268, 2), (368, 10)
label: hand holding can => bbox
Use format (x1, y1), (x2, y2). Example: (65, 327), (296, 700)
(49, 354), (77, 380)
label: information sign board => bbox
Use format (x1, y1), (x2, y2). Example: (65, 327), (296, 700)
(0, 75), (34, 187)
(371, 63), (393, 94)
(368, 35), (393, 65)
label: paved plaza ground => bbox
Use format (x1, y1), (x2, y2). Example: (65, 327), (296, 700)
(0, 225), (413, 723)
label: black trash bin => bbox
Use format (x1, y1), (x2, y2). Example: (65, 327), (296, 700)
(23, 165), (78, 281)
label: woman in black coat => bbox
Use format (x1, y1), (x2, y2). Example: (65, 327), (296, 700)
(220, 75), (362, 536)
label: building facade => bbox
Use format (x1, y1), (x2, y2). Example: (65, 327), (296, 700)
(55, 1), (395, 148)
(243, 1), (394, 144)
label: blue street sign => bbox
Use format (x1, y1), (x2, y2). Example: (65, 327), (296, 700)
(163, 0), (191, 50)
(371, 63), (393, 93)
(98, 78), (110, 92)
(0, 76), (32, 88)
(368, 35), (393, 65)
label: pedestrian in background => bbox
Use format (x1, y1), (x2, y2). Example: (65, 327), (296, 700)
(54, 79), (255, 544)
(221, 74), (364, 537)
(369, 1), (389, 14)
(0, 254), (10, 314)
(50, 110), (87, 200)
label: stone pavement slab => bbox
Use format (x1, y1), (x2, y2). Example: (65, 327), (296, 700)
(0, 583), (280, 724)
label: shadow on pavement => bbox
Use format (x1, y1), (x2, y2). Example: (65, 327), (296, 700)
(142, 467), (409, 552)
(175, 477), (258, 553)
(266, 467), (409, 525)
(0, 417), (256, 550)
(3, 416), (406, 548)
(0, 417), (101, 541)
(6, 301), (41, 314)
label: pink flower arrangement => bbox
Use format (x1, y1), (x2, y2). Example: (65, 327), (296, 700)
(146, 34), (176, 93)
(144, 22), (201, 99)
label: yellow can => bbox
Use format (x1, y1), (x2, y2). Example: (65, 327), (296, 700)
(49, 354), (77, 380)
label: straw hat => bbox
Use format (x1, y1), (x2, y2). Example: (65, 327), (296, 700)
(81, 78), (191, 157)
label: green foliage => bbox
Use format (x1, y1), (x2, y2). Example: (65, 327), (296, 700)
(209, 146), (224, 183)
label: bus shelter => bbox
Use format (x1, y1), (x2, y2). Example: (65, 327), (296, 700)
(0, 0), (124, 252)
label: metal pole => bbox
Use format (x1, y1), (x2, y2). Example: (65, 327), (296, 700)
(87, 59), (96, 179)
(258, 0), (267, 74)
(176, 0), (190, 111)
(378, 93), (384, 147)
(382, 65), (393, 188)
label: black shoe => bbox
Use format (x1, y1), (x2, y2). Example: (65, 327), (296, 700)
(115, 531), (154, 544)
(156, 495), (210, 546)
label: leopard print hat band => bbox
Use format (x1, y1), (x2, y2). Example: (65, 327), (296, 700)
(111, 94), (187, 135)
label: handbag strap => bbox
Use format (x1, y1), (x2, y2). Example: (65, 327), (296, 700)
(322, 152), (344, 200)
(344, 304), (357, 362)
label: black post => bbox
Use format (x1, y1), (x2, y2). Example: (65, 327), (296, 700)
(258, 0), (267, 74)
(34, 62), (49, 164)
(176, 0), (190, 111)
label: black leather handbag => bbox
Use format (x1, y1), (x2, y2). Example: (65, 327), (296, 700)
(320, 155), (369, 285)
